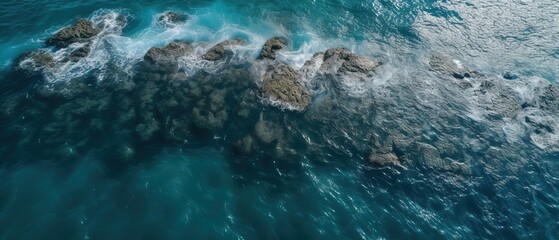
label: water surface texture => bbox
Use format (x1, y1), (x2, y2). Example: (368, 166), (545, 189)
(1, 0), (558, 239)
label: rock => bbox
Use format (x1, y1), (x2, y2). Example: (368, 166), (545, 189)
(46, 19), (101, 48)
(428, 54), (478, 79)
(142, 41), (193, 73)
(202, 38), (244, 61)
(503, 72), (518, 80)
(338, 54), (381, 75)
(16, 50), (57, 74)
(538, 84), (559, 112)
(317, 48), (381, 75)
(67, 45), (91, 62)
(262, 65), (311, 110)
(258, 37), (288, 60)
(31, 52), (55, 67)
(144, 41), (192, 63)
(158, 11), (187, 25)
(368, 153), (401, 167)
(320, 48), (353, 72)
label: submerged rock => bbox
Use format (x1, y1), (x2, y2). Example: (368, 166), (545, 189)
(538, 84), (559, 112)
(254, 117), (282, 144)
(262, 65), (311, 110)
(18, 50), (56, 71)
(233, 135), (257, 155)
(368, 153), (401, 167)
(158, 11), (187, 26)
(503, 72), (519, 80)
(258, 37), (288, 60)
(46, 19), (101, 48)
(428, 54), (478, 79)
(202, 38), (244, 61)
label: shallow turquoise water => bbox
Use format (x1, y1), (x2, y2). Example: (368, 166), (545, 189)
(1, 0), (559, 239)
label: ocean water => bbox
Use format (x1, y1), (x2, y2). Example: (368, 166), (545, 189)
(1, 0), (559, 239)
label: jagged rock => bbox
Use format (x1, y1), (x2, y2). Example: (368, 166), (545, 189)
(158, 11), (187, 25)
(258, 37), (288, 60)
(202, 38), (244, 61)
(262, 65), (311, 110)
(46, 19), (101, 48)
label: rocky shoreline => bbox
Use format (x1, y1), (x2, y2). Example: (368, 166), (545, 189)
(2, 12), (558, 183)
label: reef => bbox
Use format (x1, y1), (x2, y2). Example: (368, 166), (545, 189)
(1, 12), (558, 186)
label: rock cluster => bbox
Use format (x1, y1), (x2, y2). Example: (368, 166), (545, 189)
(5, 14), (559, 186)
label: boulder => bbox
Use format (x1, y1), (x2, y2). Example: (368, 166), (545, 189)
(202, 38), (244, 61)
(262, 65), (311, 110)
(46, 19), (101, 48)
(258, 37), (288, 60)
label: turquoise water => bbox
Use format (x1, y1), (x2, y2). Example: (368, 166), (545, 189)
(1, 0), (559, 239)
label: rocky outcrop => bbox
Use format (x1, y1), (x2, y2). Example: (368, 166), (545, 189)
(158, 11), (187, 26)
(46, 19), (101, 48)
(262, 65), (311, 110)
(258, 37), (288, 60)
(202, 38), (244, 61)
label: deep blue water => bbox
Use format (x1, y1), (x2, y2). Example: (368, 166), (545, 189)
(1, 0), (559, 239)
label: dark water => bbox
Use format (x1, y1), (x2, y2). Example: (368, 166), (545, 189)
(1, 0), (559, 239)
